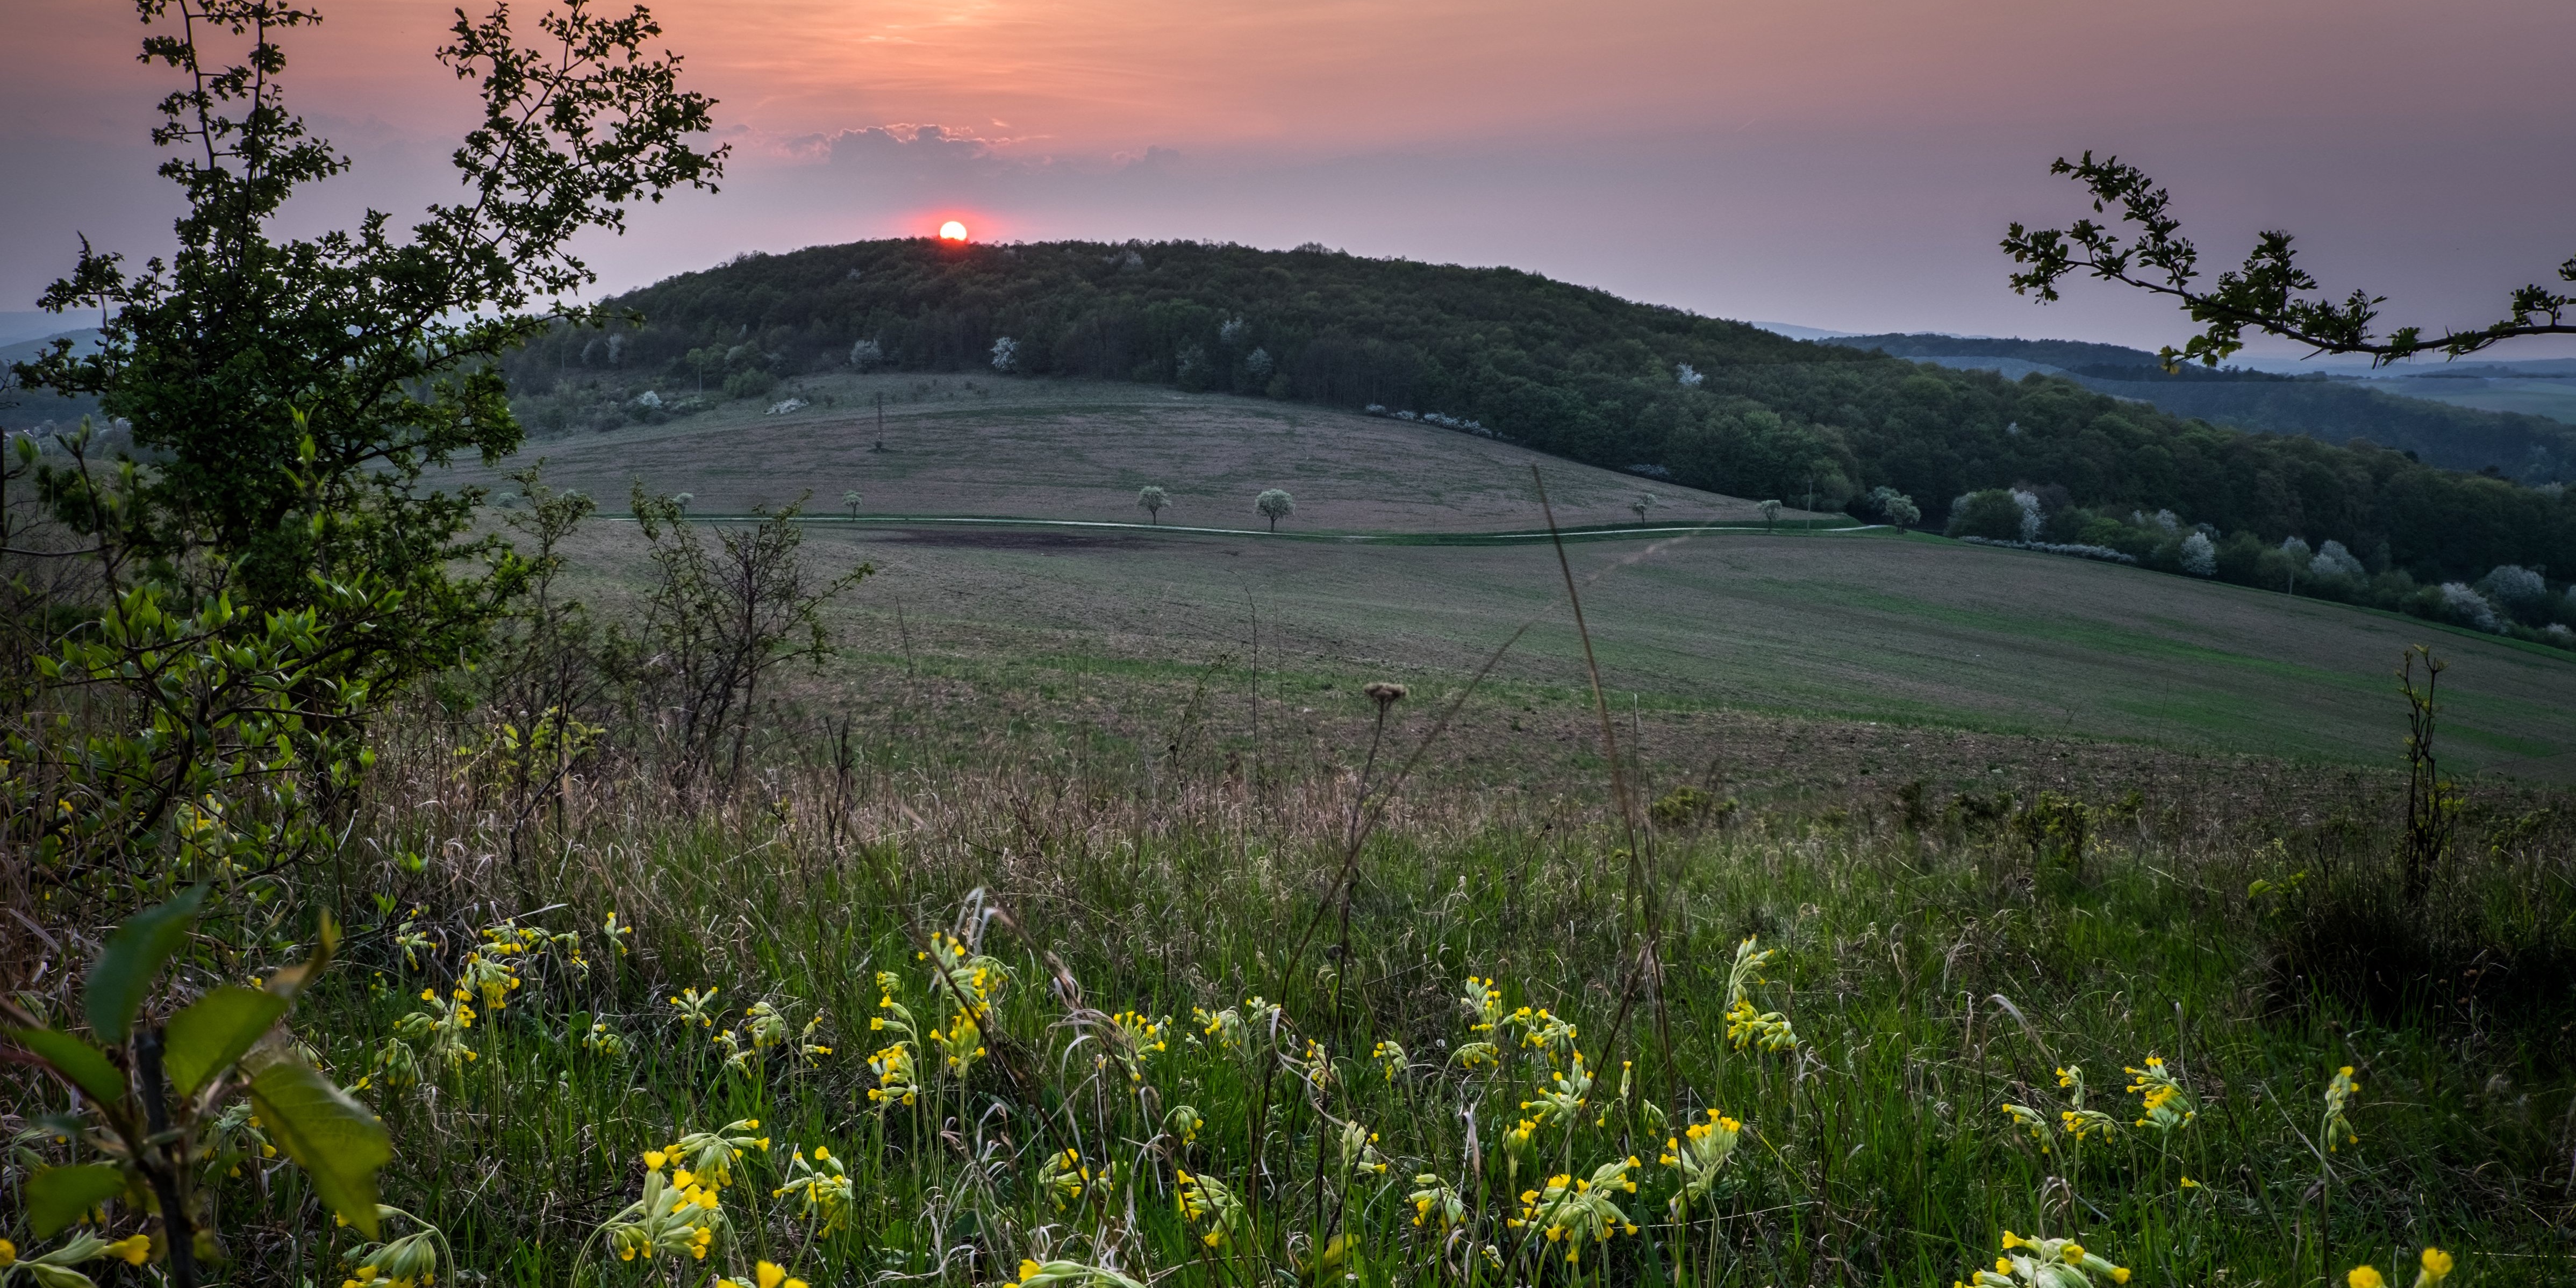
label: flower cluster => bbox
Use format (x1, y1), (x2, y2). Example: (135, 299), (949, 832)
(774, 1146), (854, 1235)
(1721, 936), (1799, 1052)
(1040, 1148), (1122, 1212)
(2125, 1056), (2196, 1130)
(1408, 1173), (1466, 1228)
(716, 1261), (809, 1288)
(1520, 1051), (1594, 1129)
(1175, 1169), (1246, 1248)
(1511, 1157), (1641, 1265)
(340, 1210), (446, 1288)
(1507, 1005), (1578, 1064)
(1963, 1231), (2131, 1288)
(1337, 1120), (1391, 1178)
(1371, 1039), (1408, 1083)
(1662, 1109), (1744, 1213)
(603, 1151), (727, 1263)
(2323, 1065), (2361, 1151)
(1104, 1010), (1168, 1082)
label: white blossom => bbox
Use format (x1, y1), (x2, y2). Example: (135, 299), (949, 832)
(2179, 531), (2217, 576)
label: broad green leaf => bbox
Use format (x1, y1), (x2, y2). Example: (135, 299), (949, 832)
(26, 1163), (125, 1237)
(8, 1027), (126, 1106)
(249, 1053), (390, 1238)
(85, 885), (207, 1044)
(163, 986), (289, 1097)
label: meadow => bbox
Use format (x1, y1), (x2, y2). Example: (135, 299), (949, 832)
(16, 381), (2576, 1288)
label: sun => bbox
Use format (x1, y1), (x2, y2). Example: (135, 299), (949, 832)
(938, 220), (969, 242)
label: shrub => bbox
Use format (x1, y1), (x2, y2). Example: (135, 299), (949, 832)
(722, 368), (777, 400)
(2477, 564), (2551, 624)
(2179, 531), (2217, 576)
(1945, 489), (2025, 540)
(2433, 582), (2501, 632)
(2312, 539), (2367, 579)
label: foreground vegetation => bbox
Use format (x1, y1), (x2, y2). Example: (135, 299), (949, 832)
(12, 703), (2575, 1287)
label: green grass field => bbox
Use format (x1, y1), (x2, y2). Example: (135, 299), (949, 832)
(478, 377), (2576, 783)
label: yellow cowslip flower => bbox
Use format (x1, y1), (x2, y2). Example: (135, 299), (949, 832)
(1371, 1040), (1407, 1082)
(1408, 1174), (1466, 1228)
(110, 1235), (154, 1265)
(1175, 1169), (1244, 1248)
(2001, 1103), (2052, 1152)
(1462, 975), (1508, 1034)
(0, 1237), (15, 1268)
(2349, 1267), (2386, 1288)
(2126, 1056), (2196, 1130)
(2324, 1065), (2361, 1151)
(1977, 1230), (2128, 1288)
(2416, 1249), (2453, 1286)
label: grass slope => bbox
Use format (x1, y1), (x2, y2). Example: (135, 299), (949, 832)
(477, 383), (2576, 781)
(465, 374), (1816, 531)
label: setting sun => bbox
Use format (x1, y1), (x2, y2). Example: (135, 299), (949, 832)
(938, 220), (968, 241)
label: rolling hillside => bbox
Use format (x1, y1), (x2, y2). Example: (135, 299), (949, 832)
(464, 373), (1816, 530)
(495, 238), (2576, 590)
(461, 379), (2576, 783)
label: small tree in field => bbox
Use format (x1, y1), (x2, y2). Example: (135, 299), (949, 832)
(1630, 493), (1657, 524)
(1759, 499), (1784, 531)
(1868, 486), (1921, 532)
(843, 489), (862, 518)
(1256, 488), (1295, 532)
(1139, 485), (1169, 524)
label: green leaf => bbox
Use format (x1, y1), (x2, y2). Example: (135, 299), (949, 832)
(163, 986), (290, 1097)
(85, 885), (207, 1044)
(248, 1053), (390, 1238)
(26, 1163), (126, 1237)
(8, 1027), (127, 1106)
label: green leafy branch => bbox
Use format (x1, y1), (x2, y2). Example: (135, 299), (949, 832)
(3, 889), (390, 1288)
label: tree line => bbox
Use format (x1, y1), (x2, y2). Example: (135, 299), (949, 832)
(502, 238), (2576, 589)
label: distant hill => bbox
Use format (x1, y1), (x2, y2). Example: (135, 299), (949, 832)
(1828, 332), (2576, 479)
(496, 238), (2576, 583)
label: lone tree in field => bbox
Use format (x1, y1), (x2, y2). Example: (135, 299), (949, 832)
(1139, 485), (1169, 524)
(1759, 499), (1784, 531)
(1869, 486), (1921, 532)
(674, 491), (695, 516)
(2005, 152), (2575, 367)
(843, 489), (862, 518)
(1256, 488), (1295, 532)
(1630, 493), (1657, 524)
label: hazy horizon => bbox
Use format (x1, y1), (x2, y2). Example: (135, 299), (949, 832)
(9, 0), (2573, 362)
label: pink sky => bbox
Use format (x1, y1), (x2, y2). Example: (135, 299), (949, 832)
(8, 0), (2572, 355)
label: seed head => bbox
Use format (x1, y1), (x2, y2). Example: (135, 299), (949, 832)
(1363, 681), (1408, 709)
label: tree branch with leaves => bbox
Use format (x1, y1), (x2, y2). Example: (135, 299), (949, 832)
(2002, 151), (2575, 368)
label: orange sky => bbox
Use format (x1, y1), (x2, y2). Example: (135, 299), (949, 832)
(8, 0), (2573, 351)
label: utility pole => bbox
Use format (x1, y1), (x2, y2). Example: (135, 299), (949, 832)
(874, 391), (886, 451)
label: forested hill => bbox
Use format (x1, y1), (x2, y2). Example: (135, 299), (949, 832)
(504, 238), (2576, 582)
(1830, 332), (2576, 482)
